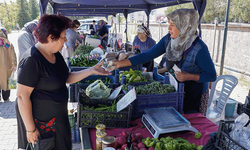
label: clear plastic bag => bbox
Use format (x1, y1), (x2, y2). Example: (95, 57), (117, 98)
(85, 79), (111, 99)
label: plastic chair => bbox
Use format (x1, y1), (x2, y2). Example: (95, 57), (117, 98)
(206, 75), (238, 124)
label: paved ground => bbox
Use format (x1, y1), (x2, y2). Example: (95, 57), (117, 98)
(0, 31), (249, 150)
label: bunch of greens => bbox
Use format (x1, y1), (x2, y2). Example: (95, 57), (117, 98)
(119, 69), (147, 83)
(69, 54), (99, 67)
(92, 35), (100, 39)
(73, 45), (95, 56)
(83, 77), (112, 84)
(123, 82), (175, 95)
(142, 136), (203, 150)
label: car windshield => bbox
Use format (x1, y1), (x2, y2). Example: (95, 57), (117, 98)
(79, 24), (88, 30)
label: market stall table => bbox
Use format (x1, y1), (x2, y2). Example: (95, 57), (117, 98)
(85, 113), (218, 149)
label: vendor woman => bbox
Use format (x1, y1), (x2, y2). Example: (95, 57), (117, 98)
(113, 9), (217, 114)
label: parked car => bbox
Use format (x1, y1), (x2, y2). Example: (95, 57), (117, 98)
(77, 23), (92, 34)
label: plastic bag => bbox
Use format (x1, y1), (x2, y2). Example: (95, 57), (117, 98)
(85, 79), (111, 99)
(8, 72), (16, 89)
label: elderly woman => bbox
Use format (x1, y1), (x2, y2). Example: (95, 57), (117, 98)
(113, 9), (216, 114)
(97, 20), (108, 50)
(61, 19), (83, 59)
(15, 14), (110, 150)
(132, 25), (156, 72)
(0, 27), (17, 102)
(17, 20), (38, 62)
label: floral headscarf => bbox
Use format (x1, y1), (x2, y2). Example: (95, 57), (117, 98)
(137, 25), (151, 37)
(0, 27), (10, 49)
(21, 19), (38, 33)
(98, 20), (106, 30)
(166, 9), (199, 62)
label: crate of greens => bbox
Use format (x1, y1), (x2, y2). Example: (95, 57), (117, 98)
(77, 90), (131, 128)
(122, 75), (184, 119)
(68, 53), (99, 72)
(69, 75), (119, 102)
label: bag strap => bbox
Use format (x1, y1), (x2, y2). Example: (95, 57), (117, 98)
(26, 143), (36, 150)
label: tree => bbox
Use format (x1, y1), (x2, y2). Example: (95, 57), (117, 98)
(0, 1), (18, 32)
(29, 0), (39, 20)
(16, 0), (31, 28)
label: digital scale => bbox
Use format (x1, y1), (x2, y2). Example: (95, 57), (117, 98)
(142, 107), (198, 138)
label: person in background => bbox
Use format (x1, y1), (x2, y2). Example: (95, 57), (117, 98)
(113, 9), (216, 114)
(15, 14), (110, 150)
(90, 20), (97, 35)
(0, 27), (17, 102)
(17, 20), (38, 62)
(61, 19), (83, 59)
(132, 24), (156, 72)
(97, 20), (108, 50)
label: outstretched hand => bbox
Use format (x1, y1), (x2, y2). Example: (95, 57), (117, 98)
(90, 61), (112, 75)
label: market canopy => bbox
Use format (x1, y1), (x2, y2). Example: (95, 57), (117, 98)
(39, 0), (206, 19)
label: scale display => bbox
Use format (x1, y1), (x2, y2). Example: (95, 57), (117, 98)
(142, 107), (198, 138)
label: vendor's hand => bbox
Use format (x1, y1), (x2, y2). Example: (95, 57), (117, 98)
(112, 60), (121, 70)
(174, 71), (189, 82)
(90, 61), (112, 75)
(26, 127), (40, 144)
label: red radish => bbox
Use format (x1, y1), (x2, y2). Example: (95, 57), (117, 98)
(148, 147), (155, 150)
(132, 142), (137, 147)
(118, 133), (122, 137)
(121, 131), (129, 138)
(121, 144), (127, 150)
(135, 133), (143, 142)
(134, 147), (138, 150)
(139, 148), (147, 150)
(131, 133), (137, 142)
(137, 142), (146, 149)
(116, 136), (127, 145)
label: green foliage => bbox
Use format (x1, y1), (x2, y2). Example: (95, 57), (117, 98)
(0, 1), (18, 32)
(16, 0), (31, 28)
(69, 53), (99, 67)
(29, 0), (39, 20)
(73, 45), (95, 56)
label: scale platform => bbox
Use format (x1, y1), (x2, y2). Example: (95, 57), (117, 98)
(141, 107), (198, 138)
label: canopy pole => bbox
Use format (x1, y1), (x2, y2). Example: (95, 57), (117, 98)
(219, 0), (231, 75)
(119, 13), (120, 33)
(124, 9), (128, 44)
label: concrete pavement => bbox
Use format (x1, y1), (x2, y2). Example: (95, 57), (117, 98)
(0, 89), (82, 150)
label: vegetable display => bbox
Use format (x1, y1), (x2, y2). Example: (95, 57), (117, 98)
(73, 45), (95, 55)
(122, 82), (175, 95)
(92, 35), (100, 39)
(69, 53), (99, 67)
(79, 77), (112, 84)
(119, 69), (147, 83)
(142, 136), (204, 150)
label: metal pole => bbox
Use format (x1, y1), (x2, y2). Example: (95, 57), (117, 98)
(119, 13), (120, 33)
(219, 0), (231, 75)
(212, 20), (217, 61)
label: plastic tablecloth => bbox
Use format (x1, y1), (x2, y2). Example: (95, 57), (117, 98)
(88, 113), (218, 149)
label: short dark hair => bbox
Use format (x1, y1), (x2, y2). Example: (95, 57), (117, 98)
(71, 20), (80, 28)
(35, 14), (71, 43)
(93, 20), (96, 22)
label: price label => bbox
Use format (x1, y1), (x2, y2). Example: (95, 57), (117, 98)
(117, 87), (136, 112)
(108, 86), (122, 99)
(168, 72), (178, 92)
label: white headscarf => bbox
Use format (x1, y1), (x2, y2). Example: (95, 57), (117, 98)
(166, 9), (199, 61)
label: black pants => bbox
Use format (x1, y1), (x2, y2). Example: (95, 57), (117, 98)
(183, 81), (203, 114)
(0, 89), (10, 101)
(143, 60), (154, 72)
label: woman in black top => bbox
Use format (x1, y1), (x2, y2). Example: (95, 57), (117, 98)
(97, 20), (108, 50)
(15, 15), (111, 150)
